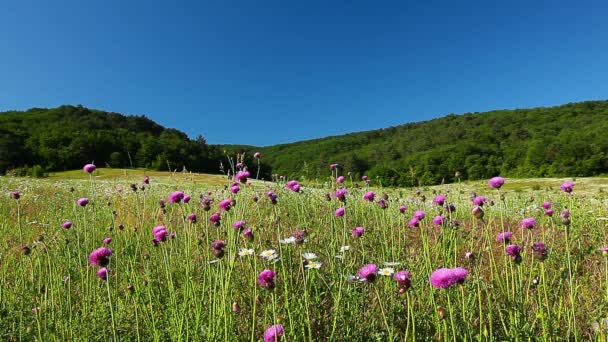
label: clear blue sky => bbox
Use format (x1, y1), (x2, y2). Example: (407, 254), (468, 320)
(1, 0), (607, 146)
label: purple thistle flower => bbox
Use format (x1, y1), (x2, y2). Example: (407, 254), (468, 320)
(363, 191), (375, 202)
(89, 247), (112, 267)
(330, 163), (339, 170)
(488, 176), (505, 189)
(253, 152), (261, 159)
(187, 213), (197, 223)
(520, 217), (537, 229)
(77, 198), (90, 207)
(352, 227), (365, 237)
(233, 220), (246, 231)
(168, 191), (185, 203)
(472, 196), (486, 206)
(235, 170), (250, 183)
(293, 229), (307, 244)
(142, 176), (150, 184)
(334, 188), (348, 201)
(377, 199), (388, 209)
(152, 226), (166, 235)
(358, 263), (379, 282)
(362, 175), (369, 181)
(542, 201), (551, 210)
(230, 184), (240, 194)
(505, 244), (522, 258)
(472, 206), (484, 219)
(62, 221), (72, 229)
(532, 242), (549, 261)
(183, 195), (191, 203)
(10, 191), (20, 200)
(154, 228), (168, 242)
(209, 212), (221, 226)
(430, 267), (468, 289)
(243, 228), (254, 241)
(393, 270), (411, 289)
(399, 205), (407, 213)
(545, 209), (554, 217)
(258, 269), (276, 289)
(335, 207), (345, 217)
(103, 237), (112, 245)
(337, 176), (345, 183)
(496, 232), (512, 243)
(83, 163), (96, 173)
(560, 181), (575, 193)
(408, 218), (420, 228)
(264, 324), (285, 342)
(432, 215), (446, 226)
(211, 240), (226, 258)
(219, 199), (233, 211)
(433, 194), (447, 206)
(96, 267), (108, 280)
(413, 210), (425, 220)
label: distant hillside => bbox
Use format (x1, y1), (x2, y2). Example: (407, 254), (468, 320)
(0, 105), (228, 175)
(227, 100), (608, 186)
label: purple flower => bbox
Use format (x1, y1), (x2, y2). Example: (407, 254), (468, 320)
(362, 175), (369, 181)
(363, 191), (375, 202)
(430, 267), (468, 289)
(505, 244), (522, 259)
(335, 207), (345, 217)
(62, 221), (72, 229)
(560, 181), (575, 193)
(399, 205), (407, 213)
(413, 210), (425, 220)
(103, 237), (112, 245)
(77, 198), (90, 207)
(352, 227), (365, 237)
(291, 183), (301, 192)
(264, 324), (284, 342)
(358, 263), (379, 282)
(532, 242), (549, 261)
(154, 227), (168, 242)
(187, 213), (197, 223)
(377, 199), (388, 209)
(293, 229), (307, 244)
(83, 163), (96, 173)
(496, 232), (512, 243)
(408, 218), (420, 228)
(445, 204), (456, 213)
(10, 191), (20, 200)
(258, 269), (276, 289)
(253, 152), (261, 159)
(472, 206), (484, 219)
(235, 170), (250, 183)
(209, 212), (221, 226)
(143, 176), (150, 184)
(330, 163), (339, 170)
(89, 247), (112, 267)
(183, 195), (191, 203)
(393, 270), (411, 289)
(219, 199), (233, 211)
(243, 228), (254, 241)
(542, 201), (551, 210)
(472, 196), (486, 206)
(545, 209), (554, 217)
(432, 215), (446, 226)
(520, 217), (537, 229)
(152, 225), (166, 235)
(211, 240), (226, 258)
(336, 176), (345, 183)
(168, 191), (185, 203)
(230, 184), (240, 194)
(488, 176), (505, 189)
(96, 267), (108, 280)
(233, 220), (246, 231)
(433, 194), (447, 206)
(334, 189), (348, 201)
(286, 180), (298, 189)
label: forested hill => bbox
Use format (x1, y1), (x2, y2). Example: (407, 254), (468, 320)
(0, 105), (227, 174)
(227, 100), (608, 186)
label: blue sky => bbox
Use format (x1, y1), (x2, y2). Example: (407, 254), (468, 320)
(1, 0), (607, 146)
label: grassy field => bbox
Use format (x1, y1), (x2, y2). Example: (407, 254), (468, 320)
(1, 170), (608, 340)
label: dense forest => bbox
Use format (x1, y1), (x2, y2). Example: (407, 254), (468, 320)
(2, 101), (608, 186)
(0, 105), (267, 177)
(225, 100), (608, 186)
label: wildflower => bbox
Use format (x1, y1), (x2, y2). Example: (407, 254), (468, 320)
(153, 226), (168, 241)
(89, 247), (112, 267)
(393, 270), (411, 289)
(432, 215), (446, 226)
(496, 232), (512, 243)
(433, 195), (446, 206)
(183, 195), (191, 203)
(260, 249), (277, 259)
(378, 268), (395, 276)
(358, 263), (379, 282)
(472, 206), (484, 219)
(305, 261), (322, 269)
(430, 267), (468, 289)
(211, 240), (226, 258)
(542, 201), (551, 210)
(235, 170), (250, 183)
(62, 221), (72, 229)
(103, 237), (112, 245)
(445, 204), (456, 213)
(465, 252), (474, 259)
(168, 191), (185, 203)
(209, 212), (221, 226)
(520, 217), (537, 229)
(560, 181), (575, 193)
(352, 227), (365, 237)
(293, 229), (307, 244)
(77, 198), (90, 207)
(399, 205), (407, 213)
(532, 242), (549, 261)
(243, 228), (254, 241)
(143, 176), (150, 184)
(377, 199), (388, 209)
(232, 220), (246, 231)
(302, 252), (317, 260)
(187, 213), (197, 223)
(334, 189), (348, 201)
(413, 210), (425, 220)
(330, 163), (339, 170)
(238, 248), (254, 257)
(337, 176), (345, 183)
(408, 218), (420, 228)
(263, 324), (284, 342)
(362, 175), (369, 181)
(472, 196), (486, 206)
(335, 207), (345, 217)
(488, 176), (505, 189)
(254, 152), (261, 159)
(505, 244), (523, 260)
(10, 191), (20, 200)
(219, 199), (233, 211)
(545, 209), (554, 217)
(258, 269), (276, 289)
(83, 163), (96, 173)
(560, 209), (571, 225)
(96, 267), (108, 280)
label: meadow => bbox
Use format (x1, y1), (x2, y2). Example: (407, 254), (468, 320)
(1, 165), (608, 341)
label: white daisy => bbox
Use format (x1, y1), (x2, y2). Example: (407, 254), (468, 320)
(378, 267), (395, 276)
(260, 249), (276, 259)
(340, 245), (351, 252)
(238, 248), (254, 257)
(305, 261), (322, 269)
(302, 253), (317, 260)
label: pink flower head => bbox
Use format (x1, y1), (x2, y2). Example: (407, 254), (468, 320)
(153, 227), (168, 242)
(89, 247), (112, 267)
(243, 228), (254, 241)
(560, 181), (575, 193)
(496, 232), (512, 243)
(532, 241), (549, 260)
(408, 218), (420, 228)
(183, 195), (191, 203)
(62, 221), (72, 229)
(232, 220), (246, 231)
(209, 212), (221, 226)
(488, 176), (505, 189)
(361, 175), (369, 181)
(168, 191), (185, 203)
(432, 215), (446, 226)
(10, 191), (20, 200)
(187, 213), (197, 223)
(219, 199), (233, 211)
(472, 196), (486, 206)
(152, 225), (166, 235)
(330, 163), (339, 170)
(230, 184), (240, 194)
(336, 176), (345, 183)
(258, 269), (276, 289)
(103, 237), (112, 245)
(236, 170), (250, 183)
(96, 267), (108, 280)
(520, 217), (536, 229)
(77, 198), (90, 207)
(211, 239), (226, 250)
(264, 324), (284, 342)
(465, 252), (474, 259)
(290, 183), (301, 192)
(363, 191), (375, 202)
(413, 210), (425, 220)
(352, 227), (365, 237)
(393, 270), (411, 289)
(433, 194), (447, 206)
(142, 176), (150, 184)
(358, 263), (379, 282)
(253, 152), (261, 159)
(334, 188), (348, 201)
(505, 244), (522, 258)
(335, 207), (345, 217)
(399, 205), (407, 213)
(471, 206), (484, 219)
(545, 209), (554, 217)
(286, 180), (298, 189)
(430, 267), (468, 289)
(542, 201), (551, 210)
(83, 163), (96, 173)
